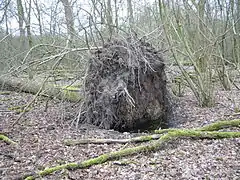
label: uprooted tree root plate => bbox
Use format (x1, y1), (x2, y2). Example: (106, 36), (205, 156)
(77, 37), (169, 132)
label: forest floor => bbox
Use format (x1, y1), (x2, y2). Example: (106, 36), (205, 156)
(0, 85), (240, 180)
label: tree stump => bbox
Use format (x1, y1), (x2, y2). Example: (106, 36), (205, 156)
(79, 37), (170, 131)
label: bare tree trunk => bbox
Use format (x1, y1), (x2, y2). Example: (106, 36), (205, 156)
(231, 0), (240, 65)
(217, 0), (231, 90)
(25, 0), (32, 48)
(105, 0), (114, 37)
(0, 0), (11, 35)
(237, 0), (240, 65)
(33, 0), (42, 36)
(114, 0), (119, 34)
(16, 0), (25, 50)
(198, 0), (206, 33)
(49, 2), (59, 35)
(3, 0), (10, 35)
(127, 0), (134, 31)
(60, 0), (75, 47)
(238, 0), (240, 31)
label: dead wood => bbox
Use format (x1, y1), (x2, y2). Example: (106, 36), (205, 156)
(65, 119), (240, 145)
(23, 119), (240, 180)
(64, 134), (162, 145)
(0, 75), (82, 102)
(78, 36), (170, 131)
(0, 134), (17, 145)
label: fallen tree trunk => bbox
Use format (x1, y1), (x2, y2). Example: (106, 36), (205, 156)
(0, 75), (82, 102)
(23, 119), (240, 180)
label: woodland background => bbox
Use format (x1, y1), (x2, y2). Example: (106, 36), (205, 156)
(0, 0), (239, 107)
(0, 1), (240, 179)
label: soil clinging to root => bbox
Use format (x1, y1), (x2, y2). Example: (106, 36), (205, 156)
(78, 37), (169, 132)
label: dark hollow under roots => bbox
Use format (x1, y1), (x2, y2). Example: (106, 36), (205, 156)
(79, 36), (170, 132)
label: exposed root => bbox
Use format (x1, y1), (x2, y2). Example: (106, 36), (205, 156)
(78, 36), (169, 131)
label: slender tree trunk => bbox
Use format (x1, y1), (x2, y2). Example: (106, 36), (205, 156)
(127, 0), (134, 31)
(237, 0), (240, 65)
(4, 1), (9, 35)
(60, 0), (75, 47)
(17, 0), (25, 50)
(49, 2), (59, 35)
(198, 0), (206, 33)
(0, 0), (10, 35)
(217, 0), (231, 90)
(105, 0), (114, 37)
(25, 0), (32, 48)
(114, 0), (119, 34)
(231, 0), (240, 65)
(238, 0), (240, 31)
(33, 0), (42, 36)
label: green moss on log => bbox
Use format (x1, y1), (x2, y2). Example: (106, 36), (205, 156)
(0, 76), (83, 102)
(168, 130), (240, 139)
(0, 134), (17, 144)
(154, 119), (240, 134)
(8, 105), (31, 113)
(1, 98), (11, 101)
(61, 85), (82, 102)
(0, 91), (11, 95)
(23, 119), (240, 180)
(197, 119), (240, 131)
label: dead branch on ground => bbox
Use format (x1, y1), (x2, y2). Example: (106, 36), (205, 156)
(0, 134), (17, 145)
(23, 119), (240, 180)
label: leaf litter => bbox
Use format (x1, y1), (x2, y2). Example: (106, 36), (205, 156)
(0, 86), (239, 179)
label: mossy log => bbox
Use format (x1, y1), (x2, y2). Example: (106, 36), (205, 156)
(65, 119), (240, 145)
(8, 105), (32, 114)
(0, 134), (17, 145)
(0, 76), (82, 102)
(23, 119), (240, 180)
(196, 119), (240, 131)
(155, 119), (240, 134)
